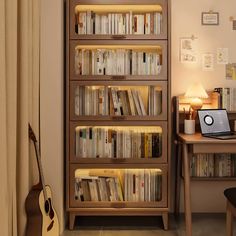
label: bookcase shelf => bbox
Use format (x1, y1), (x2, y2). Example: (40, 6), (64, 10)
(71, 75), (167, 81)
(74, 35), (168, 40)
(66, 0), (170, 230)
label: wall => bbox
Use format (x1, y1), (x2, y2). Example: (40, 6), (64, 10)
(171, 0), (236, 212)
(171, 0), (236, 95)
(40, 0), (64, 233)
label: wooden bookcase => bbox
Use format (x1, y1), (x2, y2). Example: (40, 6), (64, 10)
(66, 0), (170, 230)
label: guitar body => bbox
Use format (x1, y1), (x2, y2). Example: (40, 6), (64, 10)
(25, 185), (59, 236)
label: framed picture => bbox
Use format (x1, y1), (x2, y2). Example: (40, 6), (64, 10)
(202, 53), (214, 71)
(179, 37), (198, 63)
(201, 12), (219, 25)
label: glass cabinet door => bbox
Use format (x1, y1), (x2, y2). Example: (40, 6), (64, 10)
(69, 165), (168, 208)
(70, 122), (168, 163)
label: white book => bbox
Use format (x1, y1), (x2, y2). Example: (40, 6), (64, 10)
(91, 50), (95, 75)
(146, 53), (151, 75)
(98, 87), (105, 115)
(138, 14), (144, 34)
(106, 50), (112, 75)
(157, 12), (162, 34)
(137, 90), (147, 115)
(131, 89), (142, 115)
(132, 51), (137, 75)
(117, 14), (123, 34)
(101, 15), (105, 34)
(112, 50), (117, 75)
(104, 128), (108, 157)
(75, 128), (80, 157)
(150, 53), (154, 75)
(95, 14), (101, 34)
(118, 49), (125, 75)
(96, 50), (104, 75)
(97, 128), (102, 157)
(129, 11), (133, 34)
(92, 128), (97, 158)
(122, 14), (126, 34)
(82, 13), (87, 34)
(74, 86), (80, 116)
(104, 86), (109, 115)
(111, 88), (121, 115)
(126, 13), (129, 34)
(154, 13), (157, 34)
(108, 14), (112, 34)
(111, 14), (115, 35)
(139, 170), (145, 201)
(104, 15), (108, 34)
(114, 14), (118, 34)
(86, 11), (91, 34)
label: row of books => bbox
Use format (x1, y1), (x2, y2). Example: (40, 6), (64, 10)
(190, 153), (236, 177)
(75, 127), (162, 158)
(74, 86), (162, 116)
(75, 11), (162, 35)
(75, 49), (162, 75)
(74, 169), (162, 202)
(214, 87), (236, 111)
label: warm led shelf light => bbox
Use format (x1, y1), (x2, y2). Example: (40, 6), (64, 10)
(75, 5), (162, 14)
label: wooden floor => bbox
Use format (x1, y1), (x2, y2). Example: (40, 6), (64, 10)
(61, 213), (236, 236)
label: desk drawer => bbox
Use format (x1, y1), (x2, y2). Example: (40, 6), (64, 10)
(193, 143), (236, 154)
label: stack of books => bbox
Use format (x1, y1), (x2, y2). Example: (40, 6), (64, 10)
(74, 86), (162, 116)
(190, 153), (236, 177)
(75, 48), (162, 76)
(75, 11), (162, 35)
(214, 87), (236, 111)
(75, 127), (162, 158)
(74, 169), (162, 202)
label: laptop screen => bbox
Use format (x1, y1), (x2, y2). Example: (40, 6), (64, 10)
(198, 109), (231, 135)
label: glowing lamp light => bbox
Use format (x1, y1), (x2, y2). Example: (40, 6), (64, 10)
(184, 82), (208, 112)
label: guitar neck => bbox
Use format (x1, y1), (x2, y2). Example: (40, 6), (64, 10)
(33, 141), (48, 201)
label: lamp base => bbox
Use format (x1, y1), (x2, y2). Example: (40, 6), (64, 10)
(190, 98), (203, 111)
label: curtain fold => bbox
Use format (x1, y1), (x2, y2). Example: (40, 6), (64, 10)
(0, 0), (40, 235)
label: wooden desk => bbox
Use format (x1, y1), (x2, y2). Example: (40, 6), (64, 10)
(177, 133), (236, 236)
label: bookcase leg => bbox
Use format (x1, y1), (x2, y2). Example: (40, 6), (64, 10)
(162, 212), (168, 230)
(69, 213), (76, 230)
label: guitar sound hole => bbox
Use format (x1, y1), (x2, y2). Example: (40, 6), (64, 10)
(45, 200), (50, 214)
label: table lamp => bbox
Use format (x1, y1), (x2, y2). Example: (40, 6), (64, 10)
(184, 82), (208, 118)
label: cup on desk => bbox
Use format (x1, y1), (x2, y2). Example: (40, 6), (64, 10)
(184, 119), (195, 134)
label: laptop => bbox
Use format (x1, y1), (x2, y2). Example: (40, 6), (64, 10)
(198, 109), (236, 140)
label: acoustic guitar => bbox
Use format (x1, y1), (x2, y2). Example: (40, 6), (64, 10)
(25, 124), (59, 236)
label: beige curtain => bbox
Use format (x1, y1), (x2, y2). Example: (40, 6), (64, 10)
(0, 0), (40, 235)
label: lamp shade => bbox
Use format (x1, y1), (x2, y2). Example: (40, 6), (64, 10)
(184, 82), (208, 99)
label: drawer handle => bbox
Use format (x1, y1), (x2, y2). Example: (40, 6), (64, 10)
(111, 75), (126, 80)
(111, 116), (127, 120)
(110, 203), (126, 208)
(111, 35), (127, 39)
(112, 158), (126, 163)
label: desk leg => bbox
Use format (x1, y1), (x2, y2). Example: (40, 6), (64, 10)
(183, 143), (192, 236)
(175, 142), (182, 216)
